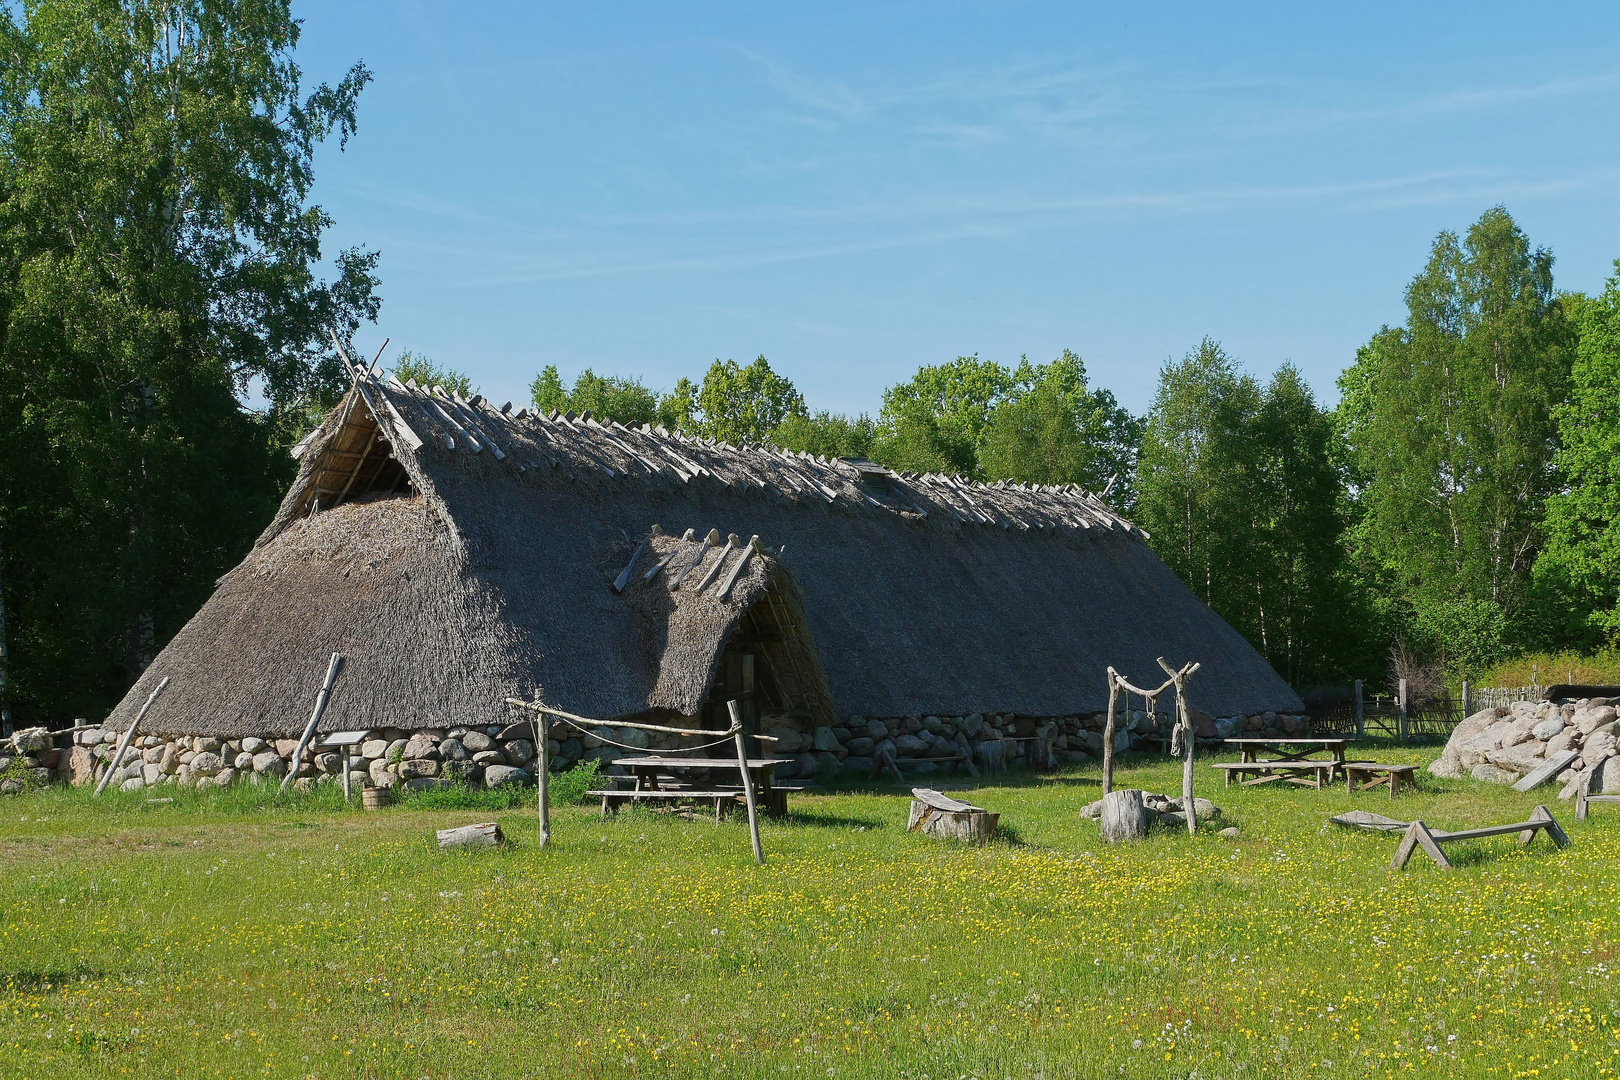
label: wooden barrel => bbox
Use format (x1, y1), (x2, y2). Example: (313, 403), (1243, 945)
(361, 786), (389, 811)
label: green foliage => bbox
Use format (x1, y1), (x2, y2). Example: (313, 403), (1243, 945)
(548, 759), (601, 805)
(0, 0), (379, 724)
(871, 355), (1010, 476)
(1407, 597), (1509, 677)
(769, 410), (877, 460)
(693, 356), (806, 444)
(396, 780), (532, 812)
(1479, 648), (1620, 688)
(657, 377), (699, 432)
(1337, 208), (1574, 649)
(527, 365), (660, 427)
(1536, 267), (1620, 642)
(394, 350), (474, 398)
(865, 351), (1141, 501)
(1137, 342), (1354, 684)
(977, 350), (1142, 504)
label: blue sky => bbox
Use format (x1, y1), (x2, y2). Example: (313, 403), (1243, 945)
(295, 2), (1620, 416)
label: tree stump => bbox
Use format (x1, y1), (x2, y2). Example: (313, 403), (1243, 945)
(1099, 789), (1152, 842)
(907, 788), (999, 844)
(436, 822), (505, 850)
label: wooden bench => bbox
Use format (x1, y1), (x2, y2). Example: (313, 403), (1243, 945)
(589, 788), (738, 814)
(1391, 805), (1569, 870)
(590, 783), (807, 819)
(1343, 762), (1417, 797)
(868, 748), (978, 783)
(1576, 789), (1620, 822)
(1211, 760), (1334, 789)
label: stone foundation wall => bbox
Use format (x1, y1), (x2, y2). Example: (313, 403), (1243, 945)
(1, 707), (1313, 793)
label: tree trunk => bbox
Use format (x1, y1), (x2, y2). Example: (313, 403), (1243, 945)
(1100, 789), (1151, 842)
(0, 530), (10, 737)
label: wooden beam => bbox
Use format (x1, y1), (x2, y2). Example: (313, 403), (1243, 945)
(94, 677), (169, 796)
(279, 654), (344, 792)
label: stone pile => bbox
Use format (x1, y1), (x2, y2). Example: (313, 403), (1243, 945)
(1430, 698), (1620, 799)
(1079, 791), (1223, 829)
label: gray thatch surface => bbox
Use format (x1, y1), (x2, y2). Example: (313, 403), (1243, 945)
(107, 372), (1302, 735)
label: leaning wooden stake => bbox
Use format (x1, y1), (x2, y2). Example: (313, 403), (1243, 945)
(94, 676), (169, 796)
(1157, 657), (1203, 835)
(727, 699), (765, 865)
(280, 653), (344, 792)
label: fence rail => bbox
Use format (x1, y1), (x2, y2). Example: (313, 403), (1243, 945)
(1466, 685), (1539, 712)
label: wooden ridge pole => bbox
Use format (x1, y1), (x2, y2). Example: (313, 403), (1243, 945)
(280, 654), (344, 793)
(94, 677), (169, 796)
(727, 699), (765, 865)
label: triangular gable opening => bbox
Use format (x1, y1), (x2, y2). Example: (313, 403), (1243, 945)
(294, 394), (413, 516)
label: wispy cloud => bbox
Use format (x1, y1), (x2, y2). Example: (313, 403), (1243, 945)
(1231, 72), (1620, 137)
(392, 162), (1620, 289)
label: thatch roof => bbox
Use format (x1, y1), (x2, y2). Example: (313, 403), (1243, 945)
(107, 368), (1302, 736)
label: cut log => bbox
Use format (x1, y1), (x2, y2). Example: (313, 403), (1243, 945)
(1329, 810), (1411, 832)
(907, 789), (997, 843)
(1099, 788), (1151, 842)
(1511, 749), (1579, 792)
(436, 822), (505, 850)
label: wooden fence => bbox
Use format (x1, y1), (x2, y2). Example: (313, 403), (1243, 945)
(1307, 679), (1470, 740)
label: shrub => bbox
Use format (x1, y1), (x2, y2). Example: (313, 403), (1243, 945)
(549, 760), (601, 805)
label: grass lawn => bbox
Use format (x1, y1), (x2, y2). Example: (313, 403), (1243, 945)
(1, 738), (1616, 1079)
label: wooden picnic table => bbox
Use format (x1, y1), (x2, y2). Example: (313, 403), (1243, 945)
(1214, 738), (1355, 789)
(608, 756), (795, 816)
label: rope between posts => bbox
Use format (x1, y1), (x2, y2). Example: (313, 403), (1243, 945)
(541, 710), (743, 754)
(503, 697), (778, 742)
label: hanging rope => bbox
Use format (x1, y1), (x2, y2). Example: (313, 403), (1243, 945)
(502, 697), (778, 755)
(542, 712), (740, 754)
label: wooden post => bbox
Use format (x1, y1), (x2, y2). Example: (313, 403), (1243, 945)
(342, 744), (352, 803)
(280, 653), (344, 792)
(1157, 658), (1202, 835)
(1532, 664), (1539, 696)
(536, 689), (551, 848)
(1398, 678), (1408, 742)
(1354, 679), (1364, 738)
(727, 699), (765, 866)
(1102, 668), (1120, 795)
(1461, 679), (1470, 718)
(94, 676), (169, 796)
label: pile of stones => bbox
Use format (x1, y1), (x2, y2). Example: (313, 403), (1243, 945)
(1079, 791), (1223, 829)
(1429, 698), (1620, 798)
(0, 727), (59, 793)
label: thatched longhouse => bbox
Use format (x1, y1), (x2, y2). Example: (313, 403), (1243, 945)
(105, 364), (1302, 763)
